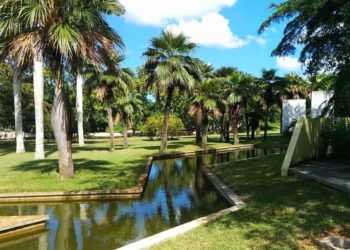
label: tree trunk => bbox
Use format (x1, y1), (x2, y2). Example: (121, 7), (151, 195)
(33, 45), (45, 159)
(76, 70), (84, 147)
(160, 87), (174, 152)
(264, 107), (269, 141)
(12, 67), (25, 153)
(245, 115), (250, 139)
(232, 124), (239, 145)
(220, 114), (225, 142)
(201, 112), (209, 148)
(225, 119), (230, 142)
(195, 106), (202, 145)
(123, 119), (128, 148)
(51, 69), (74, 179)
(107, 106), (115, 152)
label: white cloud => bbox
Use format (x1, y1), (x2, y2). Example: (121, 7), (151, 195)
(165, 13), (246, 49)
(247, 35), (267, 46)
(276, 56), (302, 71)
(120, 0), (236, 26)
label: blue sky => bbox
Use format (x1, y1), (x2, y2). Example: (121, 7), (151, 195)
(106, 0), (303, 77)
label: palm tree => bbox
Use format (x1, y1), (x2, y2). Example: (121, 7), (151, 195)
(261, 69), (277, 141)
(76, 68), (85, 147)
(0, 0), (125, 179)
(190, 63), (214, 145)
(12, 65), (26, 153)
(193, 78), (220, 148)
(115, 94), (142, 149)
(88, 57), (133, 152)
(143, 31), (201, 152)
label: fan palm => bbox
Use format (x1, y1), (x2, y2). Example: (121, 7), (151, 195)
(114, 94), (142, 148)
(261, 69), (278, 141)
(0, 0), (125, 178)
(88, 56), (133, 152)
(143, 31), (201, 152)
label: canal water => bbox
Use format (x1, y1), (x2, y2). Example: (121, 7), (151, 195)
(0, 147), (285, 249)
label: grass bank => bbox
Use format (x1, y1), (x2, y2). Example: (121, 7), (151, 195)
(0, 134), (284, 193)
(153, 154), (350, 249)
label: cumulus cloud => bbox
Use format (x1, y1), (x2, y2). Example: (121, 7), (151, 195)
(119, 0), (236, 26)
(276, 56), (302, 71)
(165, 13), (246, 49)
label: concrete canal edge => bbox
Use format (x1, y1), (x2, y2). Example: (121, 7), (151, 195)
(117, 166), (246, 250)
(0, 145), (253, 203)
(0, 215), (49, 241)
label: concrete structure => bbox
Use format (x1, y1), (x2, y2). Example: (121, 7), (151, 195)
(290, 161), (350, 194)
(281, 118), (328, 177)
(282, 99), (306, 133)
(311, 91), (333, 118)
(0, 216), (49, 241)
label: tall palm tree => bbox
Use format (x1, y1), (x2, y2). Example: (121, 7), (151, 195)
(261, 69), (277, 141)
(12, 65), (26, 153)
(0, 0), (125, 179)
(114, 94), (142, 149)
(88, 57), (133, 152)
(143, 31), (201, 152)
(76, 68), (85, 147)
(194, 79), (220, 148)
(190, 63), (214, 145)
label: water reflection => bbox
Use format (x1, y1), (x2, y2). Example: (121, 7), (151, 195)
(0, 147), (284, 249)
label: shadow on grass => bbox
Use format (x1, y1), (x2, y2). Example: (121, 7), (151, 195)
(210, 154), (350, 248)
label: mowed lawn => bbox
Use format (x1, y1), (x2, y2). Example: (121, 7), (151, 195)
(153, 154), (350, 250)
(0, 134), (253, 193)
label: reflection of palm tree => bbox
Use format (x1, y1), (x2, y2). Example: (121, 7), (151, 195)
(194, 160), (205, 196)
(55, 204), (77, 250)
(163, 160), (176, 226)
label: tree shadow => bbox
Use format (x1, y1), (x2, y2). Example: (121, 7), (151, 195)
(208, 154), (350, 248)
(11, 158), (114, 174)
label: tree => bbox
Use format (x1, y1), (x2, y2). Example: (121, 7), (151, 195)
(259, 0), (350, 115)
(261, 69), (277, 141)
(76, 69), (85, 147)
(192, 64), (220, 147)
(88, 56), (133, 152)
(0, 0), (125, 179)
(190, 63), (215, 145)
(12, 66), (25, 153)
(114, 93), (142, 148)
(142, 31), (201, 152)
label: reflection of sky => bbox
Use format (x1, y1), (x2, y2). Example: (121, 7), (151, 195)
(0, 148), (285, 249)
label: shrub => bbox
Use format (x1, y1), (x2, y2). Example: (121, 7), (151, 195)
(324, 118), (350, 159)
(105, 124), (124, 133)
(141, 114), (184, 140)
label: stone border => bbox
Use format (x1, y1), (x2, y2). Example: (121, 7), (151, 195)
(0, 215), (49, 241)
(118, 164), (246, 250)
(0, 145), (253, 203)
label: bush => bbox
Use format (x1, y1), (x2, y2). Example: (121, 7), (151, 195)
(141, 114), (184, 140)
(324, 118), (350, 159)
(105, 124), (124, 133)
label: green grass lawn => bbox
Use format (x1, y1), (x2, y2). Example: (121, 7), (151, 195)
(0, 133), (284, 193)
(153, 154), (350, 250)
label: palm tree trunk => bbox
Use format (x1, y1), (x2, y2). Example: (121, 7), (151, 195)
(201, 112), (209, 148)
(123, 119), (128, 148)
(160, 87), (174, 152)
(220, 114), (225, 142)
(264, 107), (269, 141)
(232, 123), (239, 145)
(76, 70), (84, 147)
(33, 45), (45, 159)
(51, 68), (74, 179)
(12, 67), (25, 153)
(107, 106), (115, 152)
(195, 106), (202, 145)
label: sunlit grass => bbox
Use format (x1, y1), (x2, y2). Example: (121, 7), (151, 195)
(0, 134), (280, 193)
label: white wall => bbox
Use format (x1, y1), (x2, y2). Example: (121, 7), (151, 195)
(311, 91), (333, 118)
(282, 99), (306, 133)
